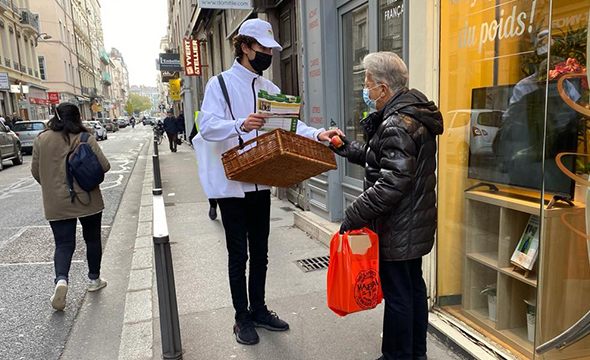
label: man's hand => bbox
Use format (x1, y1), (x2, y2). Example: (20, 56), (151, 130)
(317, 128), (344, 142)
(328, 134), (351, 158)
(242, 113), (268, 132)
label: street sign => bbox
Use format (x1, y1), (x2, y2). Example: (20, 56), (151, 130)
(158, 53), (183, 72)
(0, 73), (9, 90)
(10, 85), (29, 94)
(183, 39), (202, 76)
(48, 92), (59, 104)
(198, 0), (251, 9)
(169, 79), (181, 101)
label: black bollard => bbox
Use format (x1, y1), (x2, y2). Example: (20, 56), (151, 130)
(152, 142), (182, 359)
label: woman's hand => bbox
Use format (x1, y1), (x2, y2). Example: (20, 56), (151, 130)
(317, 128), (344, 142)
(242, 113), (268, 132)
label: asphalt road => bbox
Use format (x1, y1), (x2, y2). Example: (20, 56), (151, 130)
(0, 125), (152, 360)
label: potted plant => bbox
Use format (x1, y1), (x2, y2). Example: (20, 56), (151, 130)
(481, 284), (497, 321)
(525, 299), (537, 342)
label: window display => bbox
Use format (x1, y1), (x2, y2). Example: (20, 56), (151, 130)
(438, 0), (590, 359)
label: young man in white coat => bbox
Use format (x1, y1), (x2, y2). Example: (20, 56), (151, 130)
(194, 18), (340, 345)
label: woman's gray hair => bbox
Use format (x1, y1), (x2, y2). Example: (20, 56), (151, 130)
(362, 52), (408, 92)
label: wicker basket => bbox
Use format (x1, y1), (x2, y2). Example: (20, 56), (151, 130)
(222, 129), (338, 187)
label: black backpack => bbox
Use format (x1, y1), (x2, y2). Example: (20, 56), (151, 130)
(66, 132), (104, 203)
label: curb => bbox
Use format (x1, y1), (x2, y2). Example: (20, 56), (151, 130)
(118, 141), (155, 360)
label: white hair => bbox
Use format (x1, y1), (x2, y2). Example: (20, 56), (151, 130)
(362, 52), (408, 92)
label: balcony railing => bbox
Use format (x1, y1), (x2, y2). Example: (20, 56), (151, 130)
(102, 72), (112, 85)
(20, 9), (40, 33)
(99, 49), (109, 65)
(0, 0), (10, 13)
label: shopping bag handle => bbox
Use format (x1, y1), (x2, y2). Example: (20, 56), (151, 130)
(340, 227), (379, 258)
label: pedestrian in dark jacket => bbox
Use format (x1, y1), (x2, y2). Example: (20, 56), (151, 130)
(330, 52), (443, 360)
(176, 111), (185, 143)
(163, 109), (178, 152)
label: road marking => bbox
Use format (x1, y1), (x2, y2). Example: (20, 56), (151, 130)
(0, 260), (84, 267)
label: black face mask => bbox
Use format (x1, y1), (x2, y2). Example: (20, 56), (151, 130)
(248, 51), (272, 74)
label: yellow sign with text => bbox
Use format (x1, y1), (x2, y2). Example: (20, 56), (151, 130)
(169, 79), (181, 101)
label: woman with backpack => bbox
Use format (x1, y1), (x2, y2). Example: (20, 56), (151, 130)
(31, 102), (111, 311)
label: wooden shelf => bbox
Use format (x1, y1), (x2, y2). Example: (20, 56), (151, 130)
(466, 252), (498, 270)
(465, 189), (583, 218)
(464, 307), (496, 327)
(499, 266), (537, 288)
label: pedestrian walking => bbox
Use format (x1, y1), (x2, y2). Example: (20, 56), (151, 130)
(11, 112), (22, 123)
(331, 52), (443, 360)
(195, 18), (341, 346)
(176, 111), (185, 144)
(163, 109), (178, 152)
(31, 102), (111, 311)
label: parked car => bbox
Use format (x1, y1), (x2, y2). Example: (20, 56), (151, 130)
(13, 120), (49, 154)
(0, 121), (23, 171)
(117, 118), (128, 128)
(99, 118), (119, 132)
(89, 121), (107, 140)
(143, 117), (154, 126)
(83, 121), (96, 137)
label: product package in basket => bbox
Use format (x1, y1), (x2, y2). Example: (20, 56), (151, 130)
(221, 129), (337, 188)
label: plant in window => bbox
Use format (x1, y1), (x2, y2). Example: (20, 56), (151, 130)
(481, 284), (497, 321)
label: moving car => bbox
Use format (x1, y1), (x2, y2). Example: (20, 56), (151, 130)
(13, 120), (49, 154)
(0, 121), (23, 171)
(89, 121), (107, 140)
(143, 117), (154, 126)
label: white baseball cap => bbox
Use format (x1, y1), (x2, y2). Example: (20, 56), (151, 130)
(238, 19), (282, 51)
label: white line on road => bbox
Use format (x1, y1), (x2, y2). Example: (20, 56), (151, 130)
(0, 260), (84, 267)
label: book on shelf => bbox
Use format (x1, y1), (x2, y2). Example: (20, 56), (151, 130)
(510, 215), (540, 271)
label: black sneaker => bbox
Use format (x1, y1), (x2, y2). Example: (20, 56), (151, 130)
(208, 206), (217, 220)
(233, 320), (259, 345)
(252, 309), (289, 331)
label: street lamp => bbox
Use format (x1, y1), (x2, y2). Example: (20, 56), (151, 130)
(36, 33), (52, 40)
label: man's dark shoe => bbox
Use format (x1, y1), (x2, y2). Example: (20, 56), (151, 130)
(209, 206), (217, 220)
(252, 309), (289, 331)
(233, 321), (259, 345)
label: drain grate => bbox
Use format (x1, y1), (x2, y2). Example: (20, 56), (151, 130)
(295, 256), (330, 272)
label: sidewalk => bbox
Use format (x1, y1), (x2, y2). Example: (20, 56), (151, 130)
(151, 142), (464, 360)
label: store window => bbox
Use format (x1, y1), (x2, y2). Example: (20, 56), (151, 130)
(379, 0), (404, 57)
(438, 1), (590, 359)
(341, 4), (369, 181)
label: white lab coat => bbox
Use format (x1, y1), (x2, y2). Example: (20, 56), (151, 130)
(194, 60), (325, 199)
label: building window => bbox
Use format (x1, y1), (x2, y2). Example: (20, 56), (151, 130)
(38, 56), (46, 80)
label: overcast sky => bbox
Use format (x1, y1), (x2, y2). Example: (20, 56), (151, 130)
(101, 0), (168, 87)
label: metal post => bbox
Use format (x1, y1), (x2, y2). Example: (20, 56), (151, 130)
(152, 140), (182, 360)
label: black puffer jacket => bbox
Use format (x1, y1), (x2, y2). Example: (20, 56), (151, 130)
(343, 88), (443, 261)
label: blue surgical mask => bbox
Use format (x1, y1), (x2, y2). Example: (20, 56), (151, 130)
(363, 85), (382, 109)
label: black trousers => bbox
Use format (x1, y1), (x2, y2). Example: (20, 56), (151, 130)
(380, 257), (428, 360)
(209, 199), (217, 208)
(217, 190), (271, 321)
(166, 132), (177, 152)
(49, 212), (103, 284)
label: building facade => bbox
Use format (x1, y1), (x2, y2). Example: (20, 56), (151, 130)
(0, 0), (46, 120)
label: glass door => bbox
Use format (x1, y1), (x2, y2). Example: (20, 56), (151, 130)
(340, 2), (370, 188)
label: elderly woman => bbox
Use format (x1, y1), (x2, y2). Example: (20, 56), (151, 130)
(331, 52), (443, 360)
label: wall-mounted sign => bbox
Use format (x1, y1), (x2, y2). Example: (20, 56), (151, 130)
(0, 73), (9, 90)
(158, 53), (183, 72)
(198, 0), (251, 10)
(29, 97), (48, 105)
(169, 79), (181, 101)
(183, 39), (202, 76)
(10, 85), (29, 94)
(48, 92), (59, 104)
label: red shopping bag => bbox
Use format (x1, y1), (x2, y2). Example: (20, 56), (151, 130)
(327, 228), (383, 316)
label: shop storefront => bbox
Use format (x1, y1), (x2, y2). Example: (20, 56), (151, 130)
(300, 0), (408, 222)
(298, 0), (590, 358)
(437, 0), (590, 358)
